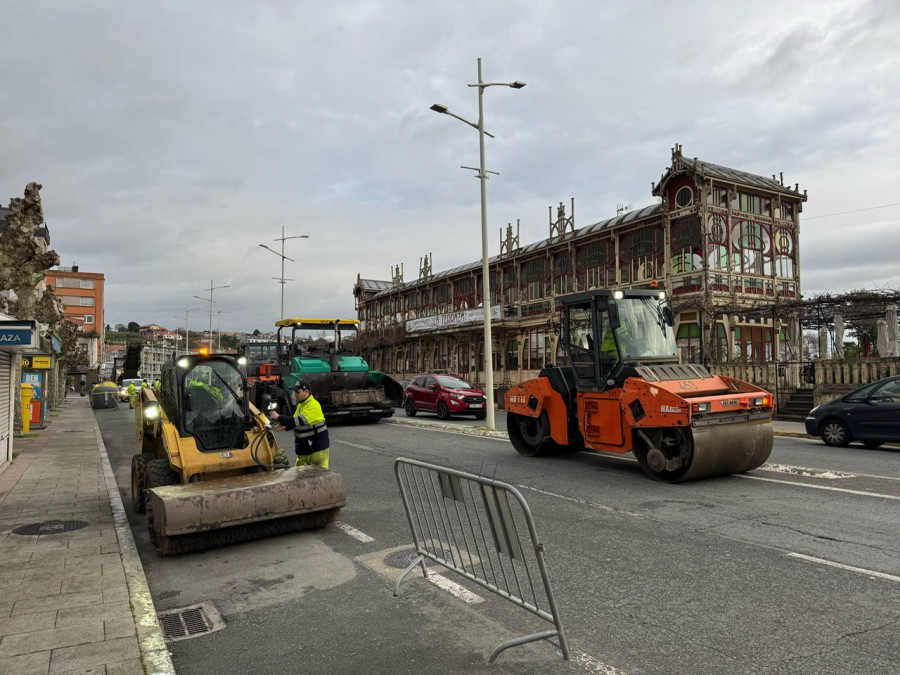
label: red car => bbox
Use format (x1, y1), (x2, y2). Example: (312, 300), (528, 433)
(404, 374), (487, 420)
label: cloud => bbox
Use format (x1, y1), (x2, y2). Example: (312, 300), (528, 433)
(1, 0), (898, 332)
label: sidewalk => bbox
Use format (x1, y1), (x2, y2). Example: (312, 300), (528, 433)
(0, 395), (174, 675)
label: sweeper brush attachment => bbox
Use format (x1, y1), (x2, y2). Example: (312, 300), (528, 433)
(146, 466), (347, 555)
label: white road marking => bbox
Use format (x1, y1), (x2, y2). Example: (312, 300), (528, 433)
(787, 553), (900, 583)
(760, 463), (856, 479)
(571, 650), (627, 674)
(334, 439), (374, 450)
(734, 474), (900, 500)
(334, 521), (375, 543)
(762, 462), (900, 482)
(426, 573), (485, 604)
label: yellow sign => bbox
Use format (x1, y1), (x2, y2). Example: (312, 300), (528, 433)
(21, 355), (52, 369)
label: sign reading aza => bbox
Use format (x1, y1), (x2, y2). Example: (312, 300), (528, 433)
(0, 321), (37, 350)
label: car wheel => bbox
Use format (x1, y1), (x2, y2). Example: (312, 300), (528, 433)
(863, 440), (884, 449)
(474, 412), (486, 420)
(437, 402), (449, 420)
(405, 398), (417, 417)
(821, 419), (851, 447)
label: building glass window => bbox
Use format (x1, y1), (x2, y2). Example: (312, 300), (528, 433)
(553, 250), (574, 295)
(675, 186), (693, 208)
(676, 322), (700, 363)
(503, 266), (519, 304)
(84, 314), (94, 324)
(734, 325), (773, 362)
(707, 187), (728, 208)
(505, 339), (519, 370)
(434, 284), (452, 314)
(732, 220), (772, 276)
(670, 215), (702, 274)
(453, 277), (472, 310)
(522, 259), (548, 301)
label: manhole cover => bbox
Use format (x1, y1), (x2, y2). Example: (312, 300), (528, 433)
(158, 601), (225, 642)
(384, 547), (454, 569)
(12, 520), (89, 536)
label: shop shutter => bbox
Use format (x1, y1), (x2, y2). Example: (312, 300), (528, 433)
(0, 351), (11, 459)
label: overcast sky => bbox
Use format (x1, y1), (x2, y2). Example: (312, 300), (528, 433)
(2, 0), (898, 334)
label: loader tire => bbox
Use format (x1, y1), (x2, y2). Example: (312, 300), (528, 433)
(145, 459), (179, 491)
(130, 453), (154, 514)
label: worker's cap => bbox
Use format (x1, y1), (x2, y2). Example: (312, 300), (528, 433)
(293, 380), (312, 391)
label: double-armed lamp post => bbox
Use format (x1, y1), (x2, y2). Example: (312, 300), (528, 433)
(195, 281), (229, 352)
(259, 227), (309, 320)
(431, 58), (525, 430)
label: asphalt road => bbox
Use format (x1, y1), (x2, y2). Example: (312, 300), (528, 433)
(96, 408), (900, 674)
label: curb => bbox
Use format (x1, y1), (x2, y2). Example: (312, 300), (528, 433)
(90, 411), (176, 675)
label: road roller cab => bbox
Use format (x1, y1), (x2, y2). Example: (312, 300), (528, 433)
(504, 288), (774, 482)
(132, 352), (346, 554)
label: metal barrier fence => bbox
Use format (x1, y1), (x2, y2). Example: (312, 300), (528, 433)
(393, 458), (569, 662)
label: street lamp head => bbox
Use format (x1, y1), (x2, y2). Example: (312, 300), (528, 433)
(430, 103), (449, 114)
(509, 81), (526, 89)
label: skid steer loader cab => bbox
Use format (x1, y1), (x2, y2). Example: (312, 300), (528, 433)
(176, 356), (250, 451)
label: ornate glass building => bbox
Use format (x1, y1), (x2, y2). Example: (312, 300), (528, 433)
(353, 145), (806, 391)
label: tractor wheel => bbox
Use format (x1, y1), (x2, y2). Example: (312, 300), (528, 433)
(507, 411), (553, 457)
(130, 453), (154, 514)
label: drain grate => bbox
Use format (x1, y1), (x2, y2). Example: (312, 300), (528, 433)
(12, 520), (89, 536)
(384, 547), (454, 570)
(158, 601), (225, 642)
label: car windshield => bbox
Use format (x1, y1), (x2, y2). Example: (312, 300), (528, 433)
(436, 376), (473, 389)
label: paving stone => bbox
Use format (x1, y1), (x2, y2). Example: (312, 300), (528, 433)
(0, 609), (57, 636)
(0, 620), (104, 657)
(0, 649), (51, 675)
(11, 590), (103, 616)
(104, 616), (137, 640)
(57, 603), (131, 627)
(105, 658), (146, 675)
(49, 635), (140, 673)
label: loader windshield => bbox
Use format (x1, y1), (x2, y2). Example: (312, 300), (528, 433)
(182, 361), (248, 450)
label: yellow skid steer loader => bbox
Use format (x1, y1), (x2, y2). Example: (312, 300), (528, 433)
(132, 353), (346, 555)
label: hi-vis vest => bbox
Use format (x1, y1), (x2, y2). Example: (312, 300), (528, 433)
(292, 395), (330, 455)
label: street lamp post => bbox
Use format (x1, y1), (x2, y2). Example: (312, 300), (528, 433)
(217, 309), (232, 352)
(431, 57), (525, 430)
(196, 281), (229, 352)
(259, 227), (309, 320)
(175, 306), (201, 356)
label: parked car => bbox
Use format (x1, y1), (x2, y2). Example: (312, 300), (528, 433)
(804, 375), (900, 448)
(404, 374), (487, 420)
(118, 378), (143, 402)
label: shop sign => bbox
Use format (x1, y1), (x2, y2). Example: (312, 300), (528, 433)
(21, 355), (52, 369)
